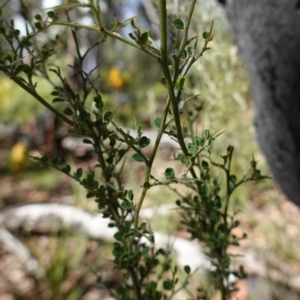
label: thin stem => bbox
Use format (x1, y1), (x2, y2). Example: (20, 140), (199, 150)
(158, 0), (201, 192)
(128, 266), (142, 300)
(223, 147), (233, 229)
(89, 1), (103, 30)
(177, 0), (198, 58)
(158, 0), (187, 156)
(133, 98), (171, 229)
(49, 21), (160, 60)
(172, 0), (197, 86)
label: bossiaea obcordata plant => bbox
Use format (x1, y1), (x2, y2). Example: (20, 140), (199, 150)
(0, 1), (267, 299)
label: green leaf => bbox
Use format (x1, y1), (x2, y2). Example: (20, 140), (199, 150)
(233, 220), (240, 228)
(163, 280), (173, 290)
(140, 31), (149, 45)
(104, 111), (113, 121)
(108, 137), (115, 148)
(128, 190), (134, 201)
(130, 18), (137, 28)
(178, 77), (185, 88)
(180, 49), (187, 59)
(35, 14), (42, 20)
(158, 248), (166, 255)
(40, 154), (49, 164)
(110, 133), (118, 139)
(168, 64), (175, 71)
(51, 157), (62, 166)
(160, 77), (166, 85)
(174, 88), (180, 98)
(143, 182), (150, 189)
(63, 107), (73, 116)
(202, 31), (210, 39)
(94, 95), (103, 109)
(139, 136), (150, 148)
(52, 97), (65, 103)
(76, 168), (83, 179)
(179, 154), (186, 164)
(132, 153), (144, 162)
(14, 64), (26, 75)
(201, 160), (209, 169)
(34, 22), (42, 30)
(172, 18), (184, 30)
(105, 165), (114, 174)
(78, 110), (90, 121)
(142, 248), (149, 258)
(118, 149), (126, 159)
(94, 94), (102, 102)
(164, 167), (175, 180)
(22, 65), (31, 74)
(13, 29), (20, 37)
(128, 32), (136, 41)
(196, 137), (204, 147)
(229, 175), (237, 184)
(184, 265), (191, 274)
(201, 184), (209, 195)
(83, 139), (93, 144)
(62, 164), (71, 174)
(126, 135), (135, 145)
(47, 11), (56, 19)
(0, 26), (5, 34)
(188, 143), (196, 155)
(154, 117), (162, 128)
(121, 201), (132, 210)
(114, 232), (125, 242)
(140, 222), (147, 231)
(227, 145), (234, 152)
(250, 159), (257, 168)
(117, 190), (126, 198)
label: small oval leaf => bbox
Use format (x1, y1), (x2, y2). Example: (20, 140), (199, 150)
(52, 97), (65, 103)
(121, 201), (132, 210)
(154, 117), (162, 128)
(140, 31), (149, 45)
(76, 168), (83, 179)
(132, 153), (144, 162)
(184, 265), (191, 274)
(163, 280), (173, 290)
(104, 111), (113, 121)
(202, 31), (210, 39)
(63, 107), (73, 116)
(172, 18), (184, 30)
(139, 136), (150, 148)
(164, 167), (175, 180)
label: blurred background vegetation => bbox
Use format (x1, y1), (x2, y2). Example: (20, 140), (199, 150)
(0, 0), (299, 299)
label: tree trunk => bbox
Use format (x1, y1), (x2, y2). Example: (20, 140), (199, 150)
(224, 0), (300, 206)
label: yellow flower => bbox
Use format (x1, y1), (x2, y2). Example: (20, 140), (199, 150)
(108, 67), (124, 89)
(10, 142), (27, 172)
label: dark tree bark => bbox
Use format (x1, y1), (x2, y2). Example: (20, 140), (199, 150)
(224, 0), (300, 206)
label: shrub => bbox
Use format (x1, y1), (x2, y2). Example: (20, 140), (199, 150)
(0, 1), (267, 299)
